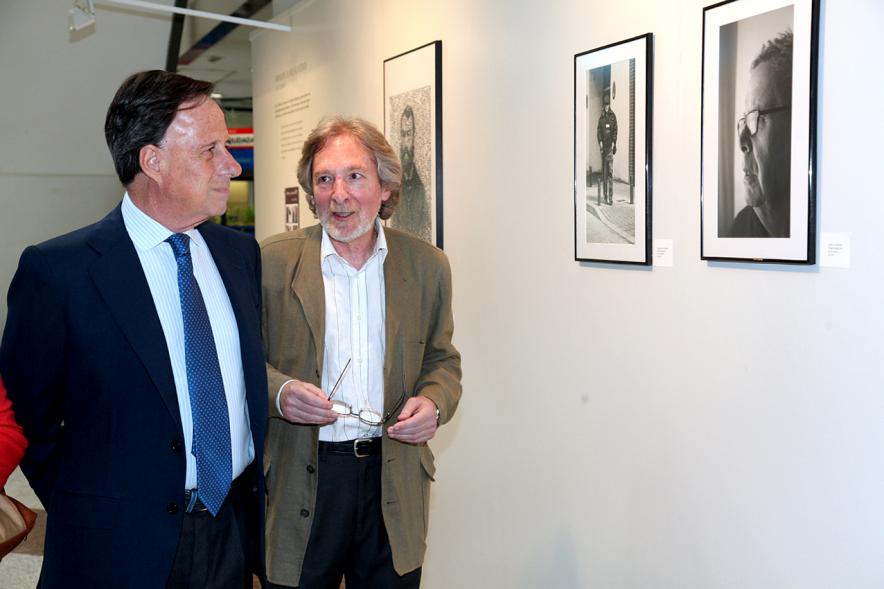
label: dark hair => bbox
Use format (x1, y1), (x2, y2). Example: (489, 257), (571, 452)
(104, 70), (215, 185)
(297, 116), (402, 220)
(751, 30), (793, 106)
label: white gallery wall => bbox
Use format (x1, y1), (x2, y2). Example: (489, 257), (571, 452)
(253, 0), (884, 587)
(0, 0), (171, 325)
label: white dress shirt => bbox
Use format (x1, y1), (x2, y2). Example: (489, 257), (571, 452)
(319, 221), (387, 441)
(122, 194), (254, 489)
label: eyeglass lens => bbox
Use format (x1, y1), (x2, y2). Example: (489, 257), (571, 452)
(738, 110), (760, 136)
(330, 389), (406, 427)
(331, 400), (384, 425)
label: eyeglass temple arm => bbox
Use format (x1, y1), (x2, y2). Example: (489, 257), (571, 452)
(327, 358), (352, 401)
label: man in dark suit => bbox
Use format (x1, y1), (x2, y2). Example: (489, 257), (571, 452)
(0, 70), (267, 588)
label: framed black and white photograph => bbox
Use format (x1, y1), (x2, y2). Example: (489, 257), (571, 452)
(701, 0), (819, 263)
(574, 33), (653, 265)
(384, 40), (443, 248)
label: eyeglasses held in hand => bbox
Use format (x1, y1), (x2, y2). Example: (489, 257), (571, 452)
(327, 359), (406, 426)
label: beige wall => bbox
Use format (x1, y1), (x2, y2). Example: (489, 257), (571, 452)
(0, 0), (171, 325)
(254, 1), (884, 588)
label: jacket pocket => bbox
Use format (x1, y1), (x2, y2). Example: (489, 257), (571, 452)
(419, 446), (436, 481)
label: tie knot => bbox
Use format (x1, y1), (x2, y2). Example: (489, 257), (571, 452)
(167, 233), (191, 259)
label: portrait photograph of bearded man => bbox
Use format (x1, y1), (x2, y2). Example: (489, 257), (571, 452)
(384, 41), (442, 248)
(388, 93), (434, 244)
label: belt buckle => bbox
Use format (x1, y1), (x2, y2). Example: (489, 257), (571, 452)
(184, 489), (208, 513)
(353, 438), (371, 458)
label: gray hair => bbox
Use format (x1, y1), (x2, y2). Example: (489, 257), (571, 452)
(296, 116), (402, 220)
(751, 29), (793, 106)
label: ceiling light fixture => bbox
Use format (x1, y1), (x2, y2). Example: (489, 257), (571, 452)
(102, 0), (291, 32)
(69, 0), (96, 31)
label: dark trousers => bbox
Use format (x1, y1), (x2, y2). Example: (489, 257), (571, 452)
(268, 449), (421, 589)
(601, 149), (614, 204)
(167, 466), (259, 589)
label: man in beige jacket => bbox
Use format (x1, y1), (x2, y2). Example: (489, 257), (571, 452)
(262, 116), (462, 588)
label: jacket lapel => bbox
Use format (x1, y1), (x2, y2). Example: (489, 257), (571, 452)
(87, 205), (182, 434)
(383, 233), (406, 406)
(292, 227), (326, 378)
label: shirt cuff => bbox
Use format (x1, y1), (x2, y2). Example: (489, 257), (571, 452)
(277, 379), (295, 415)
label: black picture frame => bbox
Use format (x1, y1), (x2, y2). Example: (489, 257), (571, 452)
(574, 33), (653, 265)
(701, 0), (819, 263)
(383, 40), (443, 249)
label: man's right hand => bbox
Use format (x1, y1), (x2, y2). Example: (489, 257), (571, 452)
(280, 380), (338, 425)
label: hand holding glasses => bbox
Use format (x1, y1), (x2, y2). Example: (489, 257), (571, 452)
(327, 359), (406, 426)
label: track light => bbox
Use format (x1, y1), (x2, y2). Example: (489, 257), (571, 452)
(69, 0), (96, 32)
(103, 0), (292, 32)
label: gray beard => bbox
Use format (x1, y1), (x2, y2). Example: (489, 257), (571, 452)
(401, 150), (414, 178)
(322, 213), (375, 244)
(402, 162), (417, 183)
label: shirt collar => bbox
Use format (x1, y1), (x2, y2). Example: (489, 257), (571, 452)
(320, 218), (388, 268)
(121, 192), (206, 252)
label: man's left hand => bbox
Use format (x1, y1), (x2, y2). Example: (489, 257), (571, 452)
(386, 396), (438, 444)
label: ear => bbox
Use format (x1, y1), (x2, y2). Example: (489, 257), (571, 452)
(139, 145), (164, 184)
(380, 188), (391, 203)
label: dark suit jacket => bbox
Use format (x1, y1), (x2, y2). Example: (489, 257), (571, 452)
(0, 205), (267, 588)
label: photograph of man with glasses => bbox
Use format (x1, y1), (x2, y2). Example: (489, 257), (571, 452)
(731, 29), (793, 237)
(712, 2), (796, 240)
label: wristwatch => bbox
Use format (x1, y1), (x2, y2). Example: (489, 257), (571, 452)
(434, 407), (441, 425)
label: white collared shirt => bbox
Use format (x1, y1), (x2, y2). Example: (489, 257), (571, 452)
(319, 220), (388, 441)
(122, 194), (254, 489)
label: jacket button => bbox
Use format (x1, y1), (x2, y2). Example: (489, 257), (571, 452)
(170, 440), (183, 452)
(306, 465), (315, 474)
(300, 509), (310, 518)
(167, 503), (179, 514)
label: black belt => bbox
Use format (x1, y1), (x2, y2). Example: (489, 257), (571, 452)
(318, 437), (382, 458)
(185, 464), (256, 513)
(184, 488), (208, 513)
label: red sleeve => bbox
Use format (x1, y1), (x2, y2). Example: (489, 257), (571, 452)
(0, 377), (27, 487)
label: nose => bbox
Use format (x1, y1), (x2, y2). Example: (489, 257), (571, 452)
(330, 176), (348, 200)
(222, 147), (242, 178)
(738, 126), (753, 155)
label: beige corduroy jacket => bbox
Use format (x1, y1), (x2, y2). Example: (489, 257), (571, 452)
(261, 224), (462, 587)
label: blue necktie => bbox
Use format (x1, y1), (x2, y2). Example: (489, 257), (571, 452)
(167, 233), (232, 516)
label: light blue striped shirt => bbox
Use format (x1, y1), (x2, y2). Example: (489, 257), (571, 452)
(121, 194), (254, 490)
